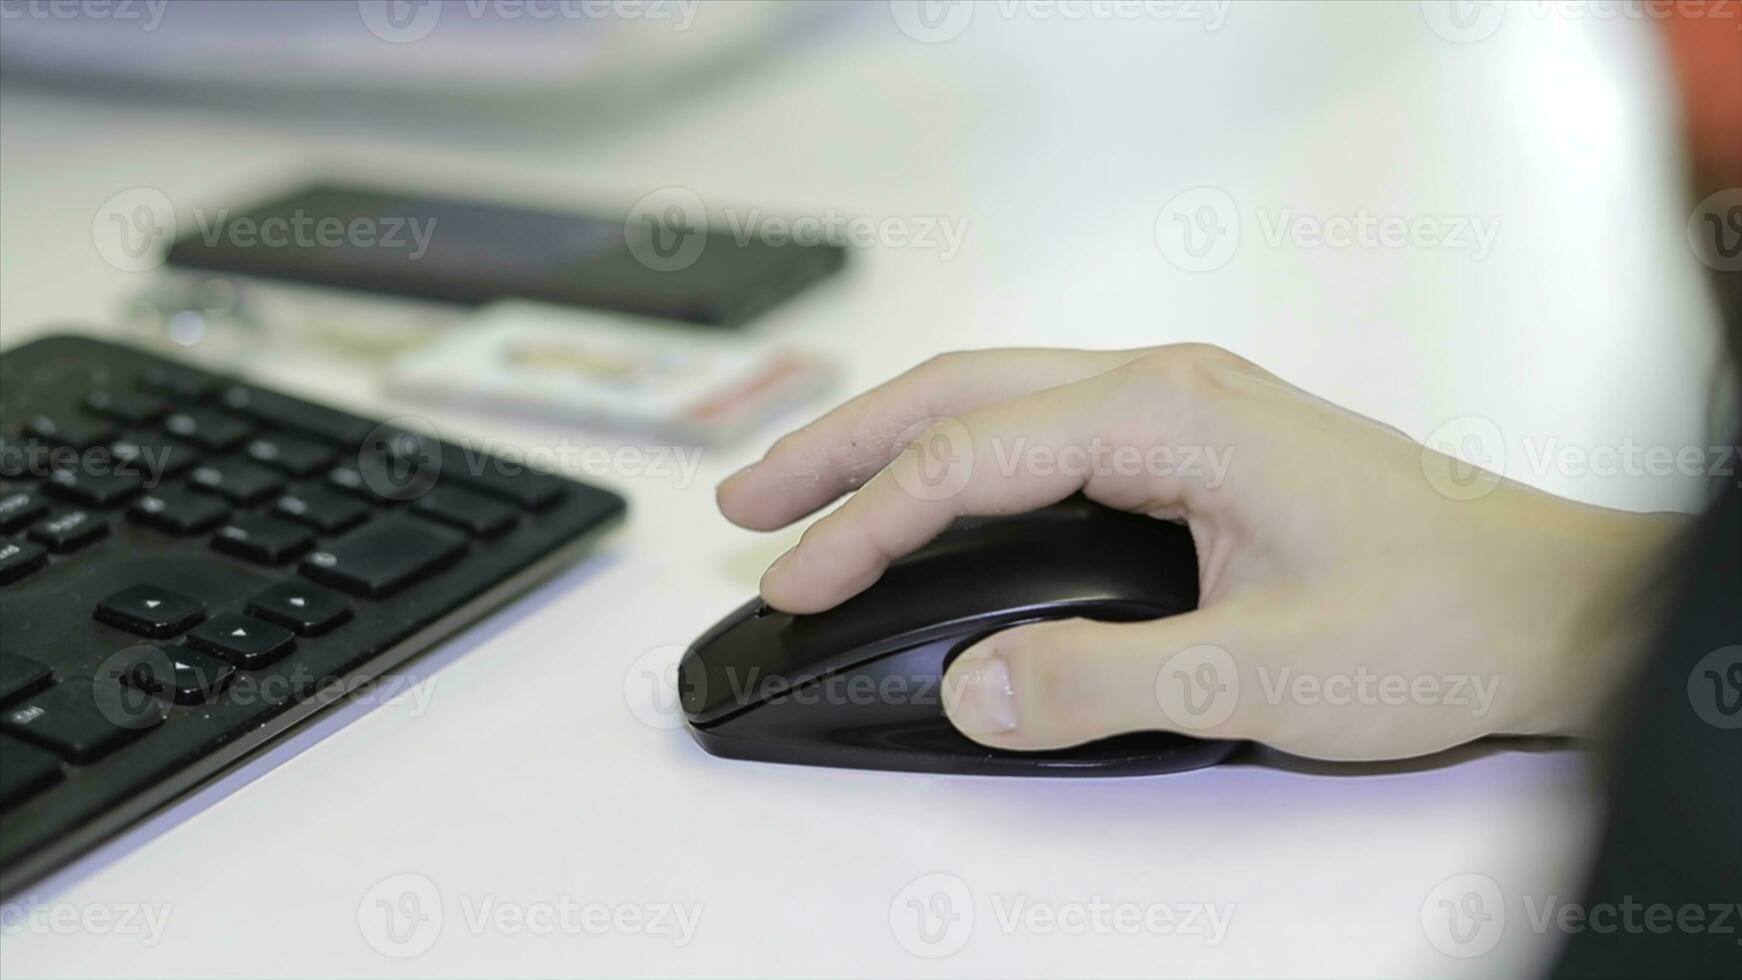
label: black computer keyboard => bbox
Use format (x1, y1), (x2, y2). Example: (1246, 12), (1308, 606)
(0, 335), (625, 896)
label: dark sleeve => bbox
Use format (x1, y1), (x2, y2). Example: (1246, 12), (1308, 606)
(1551, 475), (1742, 979)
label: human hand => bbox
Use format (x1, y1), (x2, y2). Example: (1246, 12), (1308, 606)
(716, 346), (1680, 761)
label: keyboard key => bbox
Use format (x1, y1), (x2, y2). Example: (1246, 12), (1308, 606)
(29, 510), (107, 553)
(247, 582), (352, 636)
(450, 463), (567, 511)
(110, 432), (203, 480)
(130, 486), (231, 535)
(84, 390), (168, 425)
(0, 736), (63, 806)
(245, 433), (335, 477)
(0, 652), (53, 705)
(212, 515), (314, 565)
(139, 363), (218, 400)
(103, 645), (234, 705)
(46, 466), (144, 508)
(217, 384), (374, 447)
(22, 413), (115, 451)
(273, 487), (369, 534)
(413, 485), (517, 537)
(186, 614), (294, 669)
(301, 516), (467, 598)
(0, 540), (47, 585)
(0, 490), (48, 533)
(95, 585), (206, 638)
(0, 679), (166, 763)
(189, 458), (282, 505)
(325, 465), (380, 501)
(163, 408), (252, 452)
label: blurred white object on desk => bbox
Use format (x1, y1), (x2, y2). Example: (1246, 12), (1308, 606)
(387, 300), (837, 444)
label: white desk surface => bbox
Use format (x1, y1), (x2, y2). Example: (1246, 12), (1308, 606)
(0, 4), (1721, 978)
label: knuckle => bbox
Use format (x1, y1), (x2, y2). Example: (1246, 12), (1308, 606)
(766, 427), (817, 463)
(1128, 344), (1248, 398)
(916, 349), (973, 377)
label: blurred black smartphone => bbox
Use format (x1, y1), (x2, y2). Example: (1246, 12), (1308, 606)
(165, 183), (846, 328)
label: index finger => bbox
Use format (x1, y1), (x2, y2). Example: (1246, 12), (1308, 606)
(716, 347), (1145, 531)
(759, 364), (1200, 613)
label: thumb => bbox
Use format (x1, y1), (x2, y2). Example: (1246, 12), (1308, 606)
(941, 612), (1258, 751)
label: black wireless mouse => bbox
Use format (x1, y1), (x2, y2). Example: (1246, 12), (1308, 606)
(679, 497), (1240, 776)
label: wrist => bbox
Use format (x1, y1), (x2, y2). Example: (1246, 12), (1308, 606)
(1541, 508), (1690, 738)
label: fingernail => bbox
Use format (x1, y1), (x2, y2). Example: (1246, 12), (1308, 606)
(950, 654), (1018, 735)
(717, 461), (757, 491)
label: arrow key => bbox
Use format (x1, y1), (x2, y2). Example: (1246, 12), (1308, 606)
(247, 582), (351, 636)
(186, 613), (294, 669)
(95, 585), (207, 638)
(104, 645), (235, 705)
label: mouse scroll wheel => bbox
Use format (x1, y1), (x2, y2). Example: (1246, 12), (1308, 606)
(752, 602), (772, 619)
